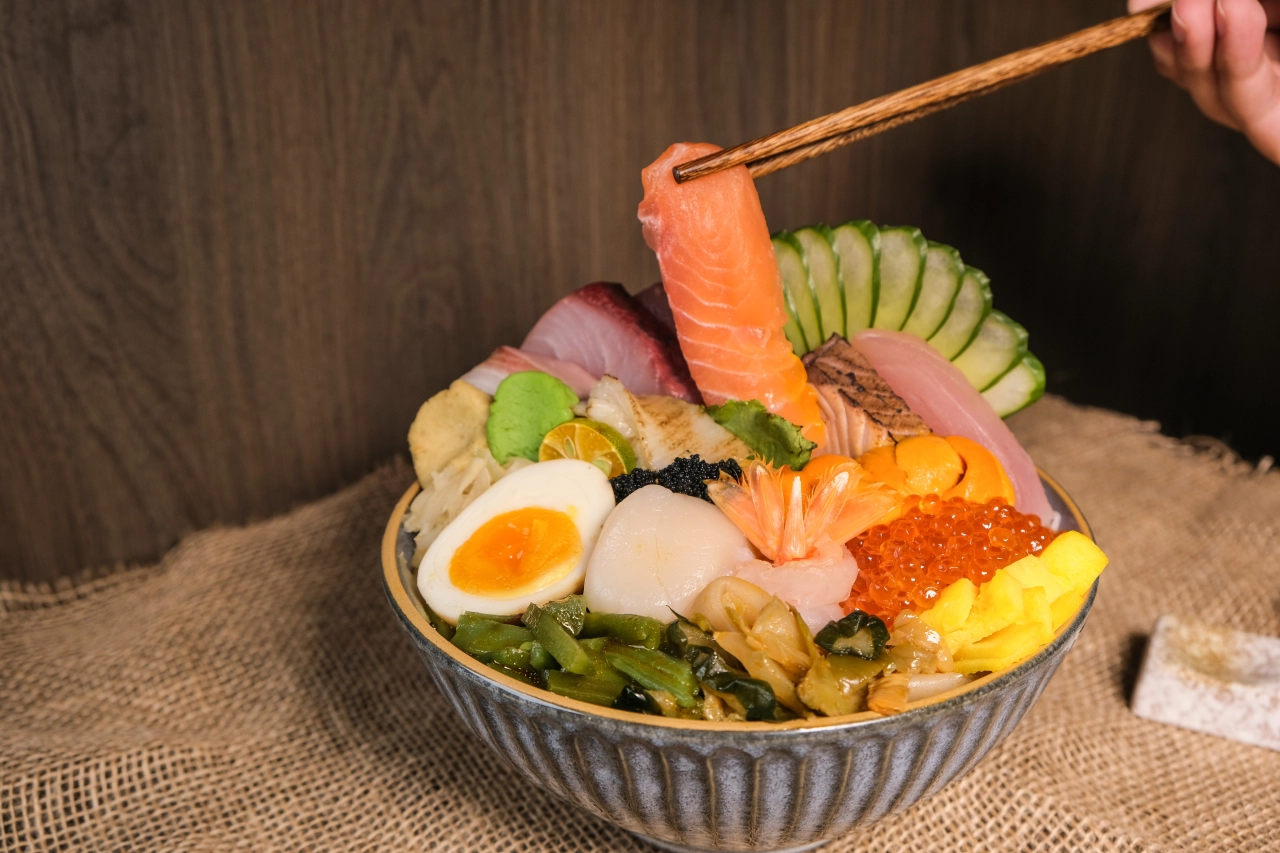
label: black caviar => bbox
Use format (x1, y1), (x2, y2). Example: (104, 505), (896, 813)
(610, 455), (742, 503)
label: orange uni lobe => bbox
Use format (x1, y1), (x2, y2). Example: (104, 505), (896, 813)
(449, 508), (582, 598)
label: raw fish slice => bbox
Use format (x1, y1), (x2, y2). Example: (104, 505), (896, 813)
(584, 375), (749, 469)
(633, 282), (678, 338)
(638, 142), (826, 445)
(459, 346), (599, 398)
(851, 329), (1056, 524)
(521, 282), (701, 402)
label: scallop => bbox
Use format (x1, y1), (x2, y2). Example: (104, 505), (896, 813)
(584, 485), (756, 621)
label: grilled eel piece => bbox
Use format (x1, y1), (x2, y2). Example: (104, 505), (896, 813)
(803, 335), (932, 457)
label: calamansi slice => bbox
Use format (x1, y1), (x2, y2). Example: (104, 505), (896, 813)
(539, 419), (636, 478)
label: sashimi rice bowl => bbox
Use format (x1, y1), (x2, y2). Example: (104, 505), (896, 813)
(383, 142), (1106, 848)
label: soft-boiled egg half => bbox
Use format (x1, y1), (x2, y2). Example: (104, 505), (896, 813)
(418, 459), (615, 623)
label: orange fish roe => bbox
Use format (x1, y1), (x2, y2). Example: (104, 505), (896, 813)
(842, 495), (1056, 622)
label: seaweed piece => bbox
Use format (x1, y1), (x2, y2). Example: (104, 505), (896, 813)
(610, 455), (743, 503)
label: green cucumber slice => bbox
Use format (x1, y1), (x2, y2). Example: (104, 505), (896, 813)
(982, 352), (1046, 416)
(792, 225), (844, 342)
(902, 242), (963, 340)
(772, 232), (821, 355)
(927, 267), (992, 359)
(951, 311), (1029, 390)
(829, 220), (879, 334)
(872, 226), (927, 330)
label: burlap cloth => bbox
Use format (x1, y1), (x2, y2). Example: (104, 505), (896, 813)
(3, 396), (1278, 852)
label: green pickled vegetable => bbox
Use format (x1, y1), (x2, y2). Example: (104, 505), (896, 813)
(542, 595), (587, 636)
(490, 645), (532, 669)
(664, 615), (717, 657)
(451, 614), (534, 662)
(546, 668), (629, 706)
(700, 672), (777, 721)
(797, 654), (886, 717)
(521, 640), (555, 670)
(487, 662), (541, 687)
(529, 606), (594, 675)
(423, 602), (456, 641)
(815, 611), (890, 659)
(830, 654), (887, 690)
(577, 636), (608, 653)
(582, 612), (666, 649)
(460, 610), (524, 625)
(686, 645), (742, 680)
(612, 684), (661, 715)
(602, 642), (700, 708)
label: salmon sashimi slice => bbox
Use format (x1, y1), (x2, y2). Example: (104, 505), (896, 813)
(638, 142), (826, 445)
(803, 336), (933, 457)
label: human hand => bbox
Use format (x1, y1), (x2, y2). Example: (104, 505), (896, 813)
(1129, 0), (1280, 165)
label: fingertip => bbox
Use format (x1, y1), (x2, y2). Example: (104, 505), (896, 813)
(1171, 3), (1188, 43)
(1216, 0), (1269, 76)
(1171, 0), (1219, 69)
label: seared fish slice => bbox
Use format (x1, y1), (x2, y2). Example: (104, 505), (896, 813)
(803, 335), (932, 457)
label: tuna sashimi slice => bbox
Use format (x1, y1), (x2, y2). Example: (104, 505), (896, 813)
(459, 346), (599, 399)
(521, 282), (701, 403)
(851, 329), (1056, 525)
(638, 142), (825, 445)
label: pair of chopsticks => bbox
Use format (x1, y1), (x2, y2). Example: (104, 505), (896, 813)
(673, 2), (1173, 183)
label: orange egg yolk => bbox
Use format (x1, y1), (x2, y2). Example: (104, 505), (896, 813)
(449, 507), (583, 598)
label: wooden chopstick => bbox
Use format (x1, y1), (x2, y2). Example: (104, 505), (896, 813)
(673, 2), (1172, 183)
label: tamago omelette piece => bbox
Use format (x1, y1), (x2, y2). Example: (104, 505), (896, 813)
(638, 142), (826, 446)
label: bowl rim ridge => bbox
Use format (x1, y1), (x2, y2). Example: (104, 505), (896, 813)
(382, 467), (1096, 733)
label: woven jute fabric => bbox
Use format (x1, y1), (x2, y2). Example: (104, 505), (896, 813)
(3, 396), (1278, 852)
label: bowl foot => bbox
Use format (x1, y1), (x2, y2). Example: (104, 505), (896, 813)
(628, 832), (830, 853)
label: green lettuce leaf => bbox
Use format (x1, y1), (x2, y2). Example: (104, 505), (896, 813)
(704, 399), (816, 470)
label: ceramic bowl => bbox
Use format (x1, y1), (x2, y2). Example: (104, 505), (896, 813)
(382, 472), (1095, 853)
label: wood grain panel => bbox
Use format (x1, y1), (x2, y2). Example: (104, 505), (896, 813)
(2, 0), (1277, 582)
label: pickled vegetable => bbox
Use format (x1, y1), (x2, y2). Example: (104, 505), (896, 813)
(814, 611), (890, 659)
(527, 605), (594, 675)
(701, 672), (778, 721)
(603, 642), (700, 707)
(487, 661), (541, 687)
(582, 612), (666, 649)
(612, 684), (662, 715)
(546, 668), (628, 706)
(451, 614), (534, 662)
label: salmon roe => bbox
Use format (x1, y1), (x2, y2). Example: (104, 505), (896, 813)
(842, 495), (1056, 622)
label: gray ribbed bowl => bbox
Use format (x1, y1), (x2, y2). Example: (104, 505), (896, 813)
(382, 472), (1095, 853)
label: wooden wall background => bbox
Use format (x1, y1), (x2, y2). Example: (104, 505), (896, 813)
(2, 0), (1278, 583)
